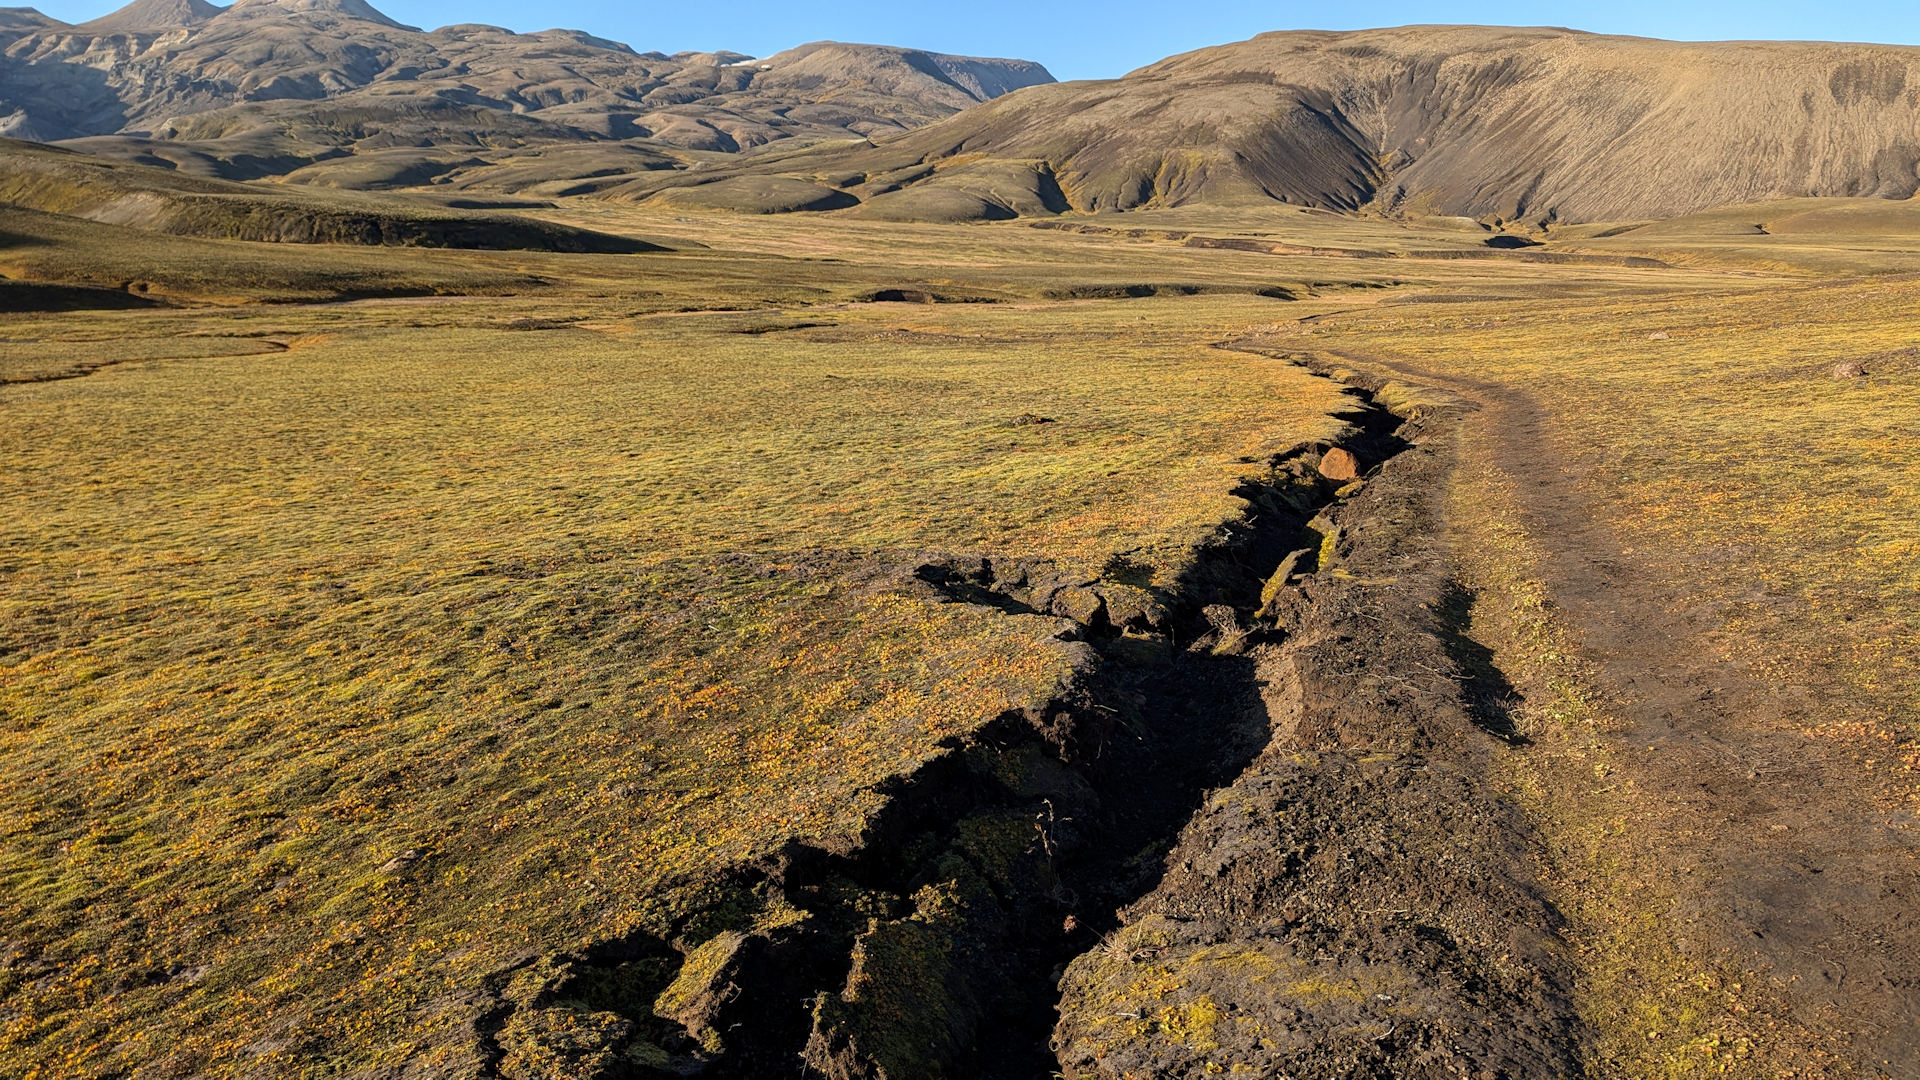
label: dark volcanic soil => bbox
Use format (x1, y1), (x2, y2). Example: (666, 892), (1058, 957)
(491, 348), (1918, 1079)
(1050, 368), (1587, 1078)
(1344, 354), (1920, 1078)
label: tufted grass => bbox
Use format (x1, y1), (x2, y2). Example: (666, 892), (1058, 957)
(1, 276), (1362, 1074)
(1, 183), (1899, 1075)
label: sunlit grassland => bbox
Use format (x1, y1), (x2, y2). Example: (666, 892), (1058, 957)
(1441, 433), (1847, 1078)
(1309, 274), (1920, 784)
(543, 200), (1763, 304)
(0, 285), (1362, 1073)
(1558, 197), (1920, 276)
(0, 190), (1878, 1075)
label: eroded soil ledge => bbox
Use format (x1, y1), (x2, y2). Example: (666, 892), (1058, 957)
(1050, 357), (1583, 1078)
(477, 357), (1582, 1079)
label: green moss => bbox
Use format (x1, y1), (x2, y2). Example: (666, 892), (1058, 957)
(496, 1005), (636, 1080)
(953, 809), (1055, 894)
(811, 905), (963, 1075)
(654, 931), (744, 1023)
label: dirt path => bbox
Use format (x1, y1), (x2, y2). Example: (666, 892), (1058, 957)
(1351, 356), (1920, 1078)
(1050, 359), (1588, 1078)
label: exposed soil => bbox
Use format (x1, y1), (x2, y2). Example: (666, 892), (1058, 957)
(477, 360), (1600, 1079)
(1334, 353), (1920, 1078)
(681, 388), (1455, 1079)
(483, 344), (1920, 1079)
(1049, 358), (1585, 1078)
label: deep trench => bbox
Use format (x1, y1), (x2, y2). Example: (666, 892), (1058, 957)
(482, 360), (1416, 1079)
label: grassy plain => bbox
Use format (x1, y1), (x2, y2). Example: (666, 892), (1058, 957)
(1313, 274), (1920, 767)
(0, 217), (1444, 1074)
(4, 186), (1916, 1077)
(1299, 242), (1920, 1075)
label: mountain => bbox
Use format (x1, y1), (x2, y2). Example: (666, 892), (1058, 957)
(0, 135), (665, 249)
(0, 6), (66, 32)
(0, 0), (1054, 175)
(674, 26), (1920, 224)
(74, 0), (222, 33)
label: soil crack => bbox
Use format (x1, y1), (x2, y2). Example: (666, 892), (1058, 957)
(475, 357), (1576, 1079)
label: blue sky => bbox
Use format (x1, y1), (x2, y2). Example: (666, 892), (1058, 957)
(35, 0), (1920, 79)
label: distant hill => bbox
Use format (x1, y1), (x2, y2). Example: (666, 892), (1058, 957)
(672, 26), (1920, 224)
(74, 0), (226, 33)
(0, 0), (1053, 178)
(0, 135), (664, 250)
(0, 4), (66, 30)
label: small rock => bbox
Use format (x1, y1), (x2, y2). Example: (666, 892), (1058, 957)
(380, 849), (421, 873)
(1202, 605), (1256, 655)
(1647, 331), (1670, 340)
(1832, 360), (1868, 379)
(1010, 413), (1056, 426)
(1318, 447), (1362, 482)
(1202, 604), (1241, 637)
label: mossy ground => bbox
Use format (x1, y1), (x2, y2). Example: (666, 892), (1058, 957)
(1311, 270), (1920, 1077)
(1315, 275), (1920, 781)
(4, 188), (1917, 1075)
(2, 235), (1384, 1074)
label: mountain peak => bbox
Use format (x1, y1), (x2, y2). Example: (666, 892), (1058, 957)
(74, 0), (222, 33)
(222, 0), (413, 29)
(0, 7), (68, 30)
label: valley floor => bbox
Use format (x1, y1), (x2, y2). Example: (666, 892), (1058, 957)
(3, 197), (1917, 1078)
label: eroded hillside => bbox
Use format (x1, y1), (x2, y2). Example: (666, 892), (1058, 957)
(660, 26), (1920, 223)
(0, 0), (1051, 178)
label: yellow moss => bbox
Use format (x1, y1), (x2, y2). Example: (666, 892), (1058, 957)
(653, 931), (744, 1023)
(9, 173), (1904, 1076)
(1159, 993), (1225, 1051)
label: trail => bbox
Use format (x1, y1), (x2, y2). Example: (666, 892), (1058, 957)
(1325, 349), (1920, 1078)
(475, 354), (1593, 1078)
(479, 344), (1920, 1079)
(1048, 351), (1587, 1077)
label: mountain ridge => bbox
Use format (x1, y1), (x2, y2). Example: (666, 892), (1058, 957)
(669, 25), (1920, 223)
(0, 0), (1054, 174)
(9, 17), (1920, 224)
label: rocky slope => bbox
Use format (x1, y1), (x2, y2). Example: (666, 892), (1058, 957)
(0, 0), (1052, 177)
(681, 25), (1920, 223)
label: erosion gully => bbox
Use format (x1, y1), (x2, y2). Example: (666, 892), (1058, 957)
(482, 350), (1583, 1078)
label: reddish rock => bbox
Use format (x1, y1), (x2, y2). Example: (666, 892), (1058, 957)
(1318, 447), (1363, 481)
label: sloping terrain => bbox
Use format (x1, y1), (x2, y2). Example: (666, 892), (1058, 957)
(0, 264), (1386, 1077)
(673, 25), (1920, 223)
(0, 0), (1052, 177)
(9, 15), (1920, 1073)
(0, 137), (661, 250)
